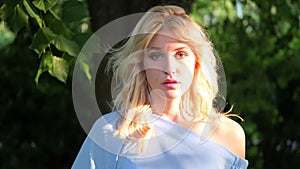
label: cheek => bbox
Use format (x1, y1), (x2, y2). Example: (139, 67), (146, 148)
(183, 59), (197, 76)
(143, 59), (163, 72)
(145, 69), (160, 87)
(180, 60), (197, 86)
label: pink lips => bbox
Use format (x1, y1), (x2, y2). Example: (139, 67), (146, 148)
(161, 79), (180, 89)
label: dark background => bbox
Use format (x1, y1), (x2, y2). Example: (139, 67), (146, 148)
(0, 0), (299, 168)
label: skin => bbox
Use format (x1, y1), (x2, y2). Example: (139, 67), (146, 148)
(210, 116), (246, 158)
(143, 28), (196, 120)
(143, 28), (246, 159)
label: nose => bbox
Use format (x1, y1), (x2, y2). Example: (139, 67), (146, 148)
(163, 54), (177, 76)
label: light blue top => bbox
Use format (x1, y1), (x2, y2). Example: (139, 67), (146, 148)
(72, 112), (248, 169)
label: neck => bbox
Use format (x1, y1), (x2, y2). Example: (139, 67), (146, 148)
(150, 92), (181, 122)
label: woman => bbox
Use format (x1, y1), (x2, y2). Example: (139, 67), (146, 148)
(72, 5), (248, 169)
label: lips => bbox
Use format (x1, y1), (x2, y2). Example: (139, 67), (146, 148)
(161, 79), (180, 89)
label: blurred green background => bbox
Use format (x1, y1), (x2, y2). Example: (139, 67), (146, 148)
(0, 0), (299, 168)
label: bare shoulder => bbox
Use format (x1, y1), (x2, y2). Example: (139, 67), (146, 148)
(210, 115), (246, 158)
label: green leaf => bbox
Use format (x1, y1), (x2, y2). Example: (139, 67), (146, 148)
(0, 4), (10, 21)
(48, 8), (61, 20)
(79, 60), (92, 81)
(7, 4), (28, 32)
(62, 0), (89, 23)
(73, 32), (94, 48)
(23, 0), (43, 27)
(30, 27), (56, 54)
(32, 0), (57, 12)
(288, 37), (300, 50)
(35, 52), (53, 84)
(49, 56), (69, 83)
(62, 52), (75, 72)
(0, 22), (17, 49)
(275, 21), (291, 37)
(35, 52), (69, 84)
(49, 19), (73, 38)
(51, 35), (79, 57)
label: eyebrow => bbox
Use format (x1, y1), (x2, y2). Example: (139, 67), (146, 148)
(173, 47), (189, 51)
(147, 46), (189, 51)
(147, 47), (162, 51)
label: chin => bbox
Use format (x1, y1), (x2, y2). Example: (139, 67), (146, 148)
(161, 90), (183, 100)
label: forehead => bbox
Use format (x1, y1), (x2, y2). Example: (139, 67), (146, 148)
(148, 28), (190, 50)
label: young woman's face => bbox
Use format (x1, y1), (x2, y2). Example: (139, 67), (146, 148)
(143, 28), (197, 99)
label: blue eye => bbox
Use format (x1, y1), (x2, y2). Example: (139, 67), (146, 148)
(149, 52), (163, 60)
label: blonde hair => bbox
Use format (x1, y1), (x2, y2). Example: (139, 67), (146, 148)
(106, 5), (219, 152)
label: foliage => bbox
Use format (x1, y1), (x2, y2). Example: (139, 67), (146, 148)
(0, 0), (91, 168)
(0, 0), (92, 84)
(0, 28), (86, 169)
(1, 0), (299, 168)
(191, 0), (300, 168)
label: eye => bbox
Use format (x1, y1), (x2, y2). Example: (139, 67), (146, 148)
(149, 52), (163, 60)
(175, 51), (188, 59)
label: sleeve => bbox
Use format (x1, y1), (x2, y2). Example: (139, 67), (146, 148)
(71, 112), (140, 169)
(71, 136), (116, 169)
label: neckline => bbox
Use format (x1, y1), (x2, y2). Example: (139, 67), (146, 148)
(150, 113), (247, 161)
(150, 112), (220, 140)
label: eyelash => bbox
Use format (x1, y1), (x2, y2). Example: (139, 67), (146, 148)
(175, 51), (188, 58)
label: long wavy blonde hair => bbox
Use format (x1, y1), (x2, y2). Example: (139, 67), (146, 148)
(106, 5), (219, 152)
